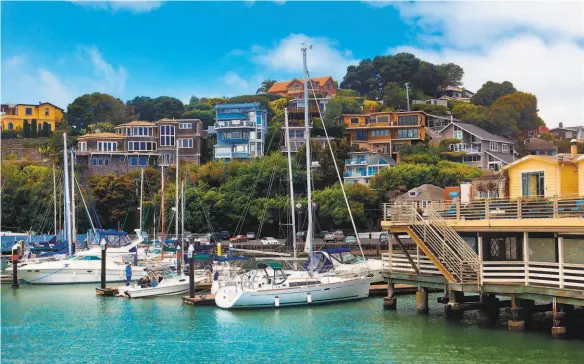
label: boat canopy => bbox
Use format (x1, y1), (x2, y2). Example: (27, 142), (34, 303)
(97, 229), (132, 247)
(303, 254), (333, 273)
(215, 256), (248, 262)
(320, 247), (351, 254)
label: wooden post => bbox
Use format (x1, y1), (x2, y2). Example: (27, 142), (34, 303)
(100, 240), (106, 289)
(416, 287), (429, 314)
(188, 244), (195, 299)
(11, 243), (20, 288)
(485, 199), (490, 220)
(383, 281), (396, 310)
(558, 236), (564, 289)
(523, 232), (529, 285)
(517, 199), (522, 219)
(553, 196), (559, 219)
(456, 200), (460, 220)
(478, 234), (483, 284)
(416, 246), (420, 272)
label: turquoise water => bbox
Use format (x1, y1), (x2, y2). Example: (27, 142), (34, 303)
(2, 285), (583, 363)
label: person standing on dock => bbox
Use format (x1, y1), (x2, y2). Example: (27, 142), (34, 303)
(125, 263), (132, 286)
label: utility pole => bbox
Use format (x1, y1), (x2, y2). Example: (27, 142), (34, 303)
(139, 168), (144, 234)
(405, 82), (411, 111)
(53, 165), (57, 236)
(175, 142), (179, 244)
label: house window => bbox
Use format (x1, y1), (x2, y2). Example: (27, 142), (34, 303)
(25, 108), (32, 115)
(160, 125), (175, 146)
(350, 118), (359, 124)
(179, 138), (193, 148)
(453, 125), (463, 139)
(179, 122), (192, 129)
(355, 131), (368, 141)
(521, 171), (545, 197)
(79, 142), (87, 152)
(502, 144), (509, 153)
(97, 141), (118, 152)
(449, 143), (468, 152)
(397, 129), (418, 139)
(128, 141), (156, 151)
(44, 108), (50, 116)
(7, 122), (13, 130)
(397, 115), (418, 126)
(489, 142), (499, 152)
(371, 130), (389, 137)
(409, 191), (417, 197)
(92, 157), (98, 166)
(327, 82), (331, 90)
(376, 115), (389, 123)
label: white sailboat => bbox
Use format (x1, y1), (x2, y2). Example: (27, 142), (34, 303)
(117, 271), (207, 298)
(214, 46), (371, 309)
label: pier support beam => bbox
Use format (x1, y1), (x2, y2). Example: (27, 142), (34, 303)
(551, 303), (572, 340)
(416, 287), (428, 314)
(383, 282), (397, 310)
(444, 290), (464, 320)
(508, 297), (533, 332)
(477, 294), (499, 326)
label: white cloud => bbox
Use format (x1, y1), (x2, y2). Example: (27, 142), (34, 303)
(1, 46), (128, 108)
(71, 1), (163, 13)
(84, 46), (128, 93)
(223, 71), (249, 89)
(391, 35), (584, 128)
(392, 2), (584, 49)
(252, 33), (358, 80)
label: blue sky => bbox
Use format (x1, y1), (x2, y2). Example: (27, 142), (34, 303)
(2, 1), (583, 127)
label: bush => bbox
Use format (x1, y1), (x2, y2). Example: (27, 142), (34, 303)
(1, 130), (18, 139)
(335, 89), (360, 97)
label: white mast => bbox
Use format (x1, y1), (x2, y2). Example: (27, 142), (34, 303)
(175, 142), (179, 243)
(53, 165), (57, 236)
(302, 46), (312, 255)
(139, 168), (144, 234)
(70, 149), (76, 247)
(62, 134), (72, 255)
(181, 179), (185, 253)
(284, 108), (297, 259)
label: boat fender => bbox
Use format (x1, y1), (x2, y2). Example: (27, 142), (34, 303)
(275, 296), (280, 307)
(307, 293), (312, 304)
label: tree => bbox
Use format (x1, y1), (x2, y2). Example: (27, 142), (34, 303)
(451, 103), (491, 129)
(41, 122), (51, 137)
(181, 109), (215, 128)
(489, 92), (544, 138)
(256, 79), (277, 94)
(322, 96), (361, 126)
(22, 120), (30, 138)
(84, 122), (114, 134)
(471, 81), (517, 107)
(30, 119), (37, 138)
(411, 104), (450, 116)
(436, 63), (464, 88)
(126, 96), (184, 121)
(67, 92), (129, 129)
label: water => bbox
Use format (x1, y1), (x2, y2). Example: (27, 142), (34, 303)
(2, 285), (583, 363)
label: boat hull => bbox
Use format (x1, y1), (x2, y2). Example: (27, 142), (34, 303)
(18, 266), (147, 285)
(215, 277), (370, 309)
(125, 281), (190, 298)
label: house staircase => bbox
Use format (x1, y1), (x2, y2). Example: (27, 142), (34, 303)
(390, 204), (480, 283)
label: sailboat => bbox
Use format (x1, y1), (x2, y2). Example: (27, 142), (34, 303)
(18, 134), (148, 284)
(214, 46), (371, 309)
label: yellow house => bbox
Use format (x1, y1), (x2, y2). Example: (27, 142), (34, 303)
(503, 141), (583, 199)
(0, 102), (64, 133)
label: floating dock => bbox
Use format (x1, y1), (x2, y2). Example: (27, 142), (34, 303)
(183, 294), (216, 306)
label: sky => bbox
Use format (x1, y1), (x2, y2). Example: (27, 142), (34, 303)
(1, 0), (583, 128)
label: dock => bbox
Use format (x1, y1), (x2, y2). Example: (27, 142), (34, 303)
(182, 294), (216, 306)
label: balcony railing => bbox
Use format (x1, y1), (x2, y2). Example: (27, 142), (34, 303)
(383, 197), (584, 221)
(214, 120), (256, 129)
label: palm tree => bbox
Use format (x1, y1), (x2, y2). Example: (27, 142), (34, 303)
(256, 79), (277, 94)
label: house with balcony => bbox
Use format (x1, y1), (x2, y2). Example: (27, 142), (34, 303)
(343, 111), (427, 160)
(439, 122), (516, 171)
(267, 76), (337, 97)
(380, 142), (584, 337)
(437, 86), (474, 102)
(281, 98), (332, 154)
(549, 122), (584, 141)
(211, 103), (267, 161)
(343, 152), (395, 185)
(76, 119), (203, 176)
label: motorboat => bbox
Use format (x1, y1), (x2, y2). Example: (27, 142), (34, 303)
(317, 248), (384, 283)
(215, 262), (370, 309)
(18, 254), (147, 284)
(118, 271), (207, 298)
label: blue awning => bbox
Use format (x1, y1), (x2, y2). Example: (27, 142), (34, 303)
(320, 247), (351, 254)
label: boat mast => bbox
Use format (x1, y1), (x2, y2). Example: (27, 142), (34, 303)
(62, 133), (72, 255)
(53, 165), (57, 236)
(175, 143), (179, 244)
(181, 178), (186, 254)
(284, 108), (297, 259)
(139, 168), (144, 234)
(302, 46), (312, 256)
(161, 165), (165, 259)
(70, 148), (76, 248)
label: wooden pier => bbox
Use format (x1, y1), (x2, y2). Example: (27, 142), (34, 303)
(183, 294), (216, 306)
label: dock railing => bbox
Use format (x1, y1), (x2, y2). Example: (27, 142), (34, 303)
(481, 261), (584, 290)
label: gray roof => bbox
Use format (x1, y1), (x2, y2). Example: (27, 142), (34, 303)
(525, 137), (557, 151)
(395, 184), (445, 202)
(485, 151), (515, 164)
(447, 122), (512, 143)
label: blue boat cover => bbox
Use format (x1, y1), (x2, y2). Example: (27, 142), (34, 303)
(321, 247), (351, 254)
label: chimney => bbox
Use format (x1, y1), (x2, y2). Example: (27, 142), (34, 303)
(559, 122), (563, 129)
(571, 139), (578, 159)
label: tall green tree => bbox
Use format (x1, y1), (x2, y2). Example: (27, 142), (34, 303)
(489, 92), (544, 137)
(67, 92), (129, 129)
(126, 96), (185, 121)
(30, 119), (37, 138)
(471, 81), (517, 107)
(256, 79), (277, 94)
